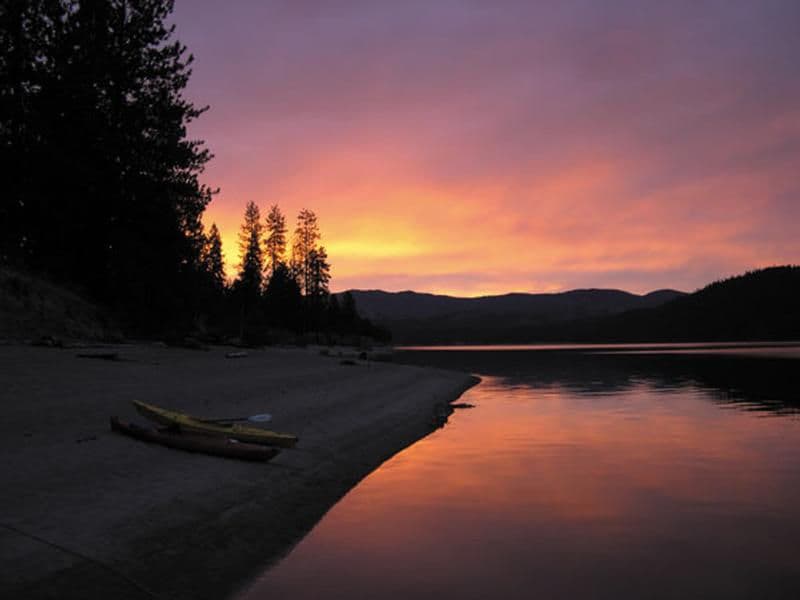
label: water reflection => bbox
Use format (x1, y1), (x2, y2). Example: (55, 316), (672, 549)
(397, 346), (800, 415)
(239, 349), (800, 600)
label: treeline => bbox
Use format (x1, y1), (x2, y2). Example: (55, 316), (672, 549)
(0, 1), (385, 344)
(201, 204), (389, 345)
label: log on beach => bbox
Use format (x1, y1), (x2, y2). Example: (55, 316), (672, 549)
(109, 417), (281, 462)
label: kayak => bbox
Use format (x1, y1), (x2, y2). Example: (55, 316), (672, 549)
(132, 400), (298, 447)
(110, 417), (280, 462)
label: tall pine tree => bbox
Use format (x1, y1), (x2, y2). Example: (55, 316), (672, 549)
(307, 247), (331, 299)
(236, 201), (264, 299)
(0, 1), (66, 266)
(202, 223), (226, 293)
(264, 204), (287, 279)
(264, 262), (302, 332)
(291, 208), (321, 296)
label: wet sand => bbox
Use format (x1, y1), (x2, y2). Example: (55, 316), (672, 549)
(0, 344), (477, 600)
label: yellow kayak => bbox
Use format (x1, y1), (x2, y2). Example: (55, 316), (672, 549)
(132, 400), (298, 448)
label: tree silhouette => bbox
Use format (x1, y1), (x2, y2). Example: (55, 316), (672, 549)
(1, 0), (213, 332)
(291, 209), (322, 296)
(1, 3), (391, 344)
(235, 201), (264, 299)
(264, 262), (302, 331)
(264, 204), (287, 279)
(1, 1), (64, 266)
(301, 246), (329, 334)
(202, 223), (226, 293)
(307, 247), (331, 299)
(231, 202), (267, 343)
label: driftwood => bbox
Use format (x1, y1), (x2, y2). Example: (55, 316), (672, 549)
(76, 351), (119, 361)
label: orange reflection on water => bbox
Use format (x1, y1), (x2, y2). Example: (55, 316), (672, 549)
(241, 376), (800, 600)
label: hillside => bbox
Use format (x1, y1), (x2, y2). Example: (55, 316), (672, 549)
(343, 288), (685, 344)
(0, 268), (120, 342)
(552, 265), (800, 343)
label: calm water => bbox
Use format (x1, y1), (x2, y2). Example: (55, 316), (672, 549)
(239, 346), (800, 599)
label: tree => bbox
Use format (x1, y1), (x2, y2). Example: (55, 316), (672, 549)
(291, 208), (321, 296)
(1, 0), (214, 332)
(304, 246), (331, 333)
(236, 201), (264, 298)
(264, 262), (302, 331)
(202, 223), (226, 292)
(0, 1), (66, 266)
(307, 246), (331, 299)
(264, 204), (287, 279)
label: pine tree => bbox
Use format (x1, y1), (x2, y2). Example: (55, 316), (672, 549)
(202, 223), (226, 292)
(291, 209), (321, 295)
(0, 1), (66, 265)
(305, 246), (331, 333)
(264, 262), (303, 331)
(1, 0), (214, 332)
(307, 247), (331, 299)
(236, 201), (264, 298)
(264, 204), (287, 279)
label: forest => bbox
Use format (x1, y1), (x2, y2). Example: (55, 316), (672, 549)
(204, 203), (389, 345)
(0, 0), (386, 345)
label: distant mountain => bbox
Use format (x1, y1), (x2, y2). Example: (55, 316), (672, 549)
(341, 287), (686, 344)
(342, 266), (799, 344)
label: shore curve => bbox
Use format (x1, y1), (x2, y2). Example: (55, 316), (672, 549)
(0, 344), (477, 600)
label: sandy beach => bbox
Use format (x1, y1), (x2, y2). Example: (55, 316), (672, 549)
(0, 344), (477, 600)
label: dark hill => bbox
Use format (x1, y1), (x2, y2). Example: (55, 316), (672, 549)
(552, 265), (800, 343)
(0, 268), (120, 342)
(342, 287), (685, 344)
(343, 266), (799, 344)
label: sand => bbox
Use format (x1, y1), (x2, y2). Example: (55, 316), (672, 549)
(0, 344), (477, 600)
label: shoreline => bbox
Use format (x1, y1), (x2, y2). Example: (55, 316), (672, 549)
(0, 344), (478, 600)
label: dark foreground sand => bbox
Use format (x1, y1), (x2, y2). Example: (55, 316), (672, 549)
(0, 344), (477, 600)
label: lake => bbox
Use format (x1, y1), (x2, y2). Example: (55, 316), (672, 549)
(238, 344), (800, 599)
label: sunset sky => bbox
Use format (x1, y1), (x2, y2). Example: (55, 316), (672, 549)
(173, 1), (800, 296)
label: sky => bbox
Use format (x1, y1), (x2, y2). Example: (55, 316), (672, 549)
(172, 0), (800, 296)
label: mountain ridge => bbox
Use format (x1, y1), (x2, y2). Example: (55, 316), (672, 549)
(339, 266), (799, 344)
(344, 287), (685, 319)
(338, 286), (686, 343)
